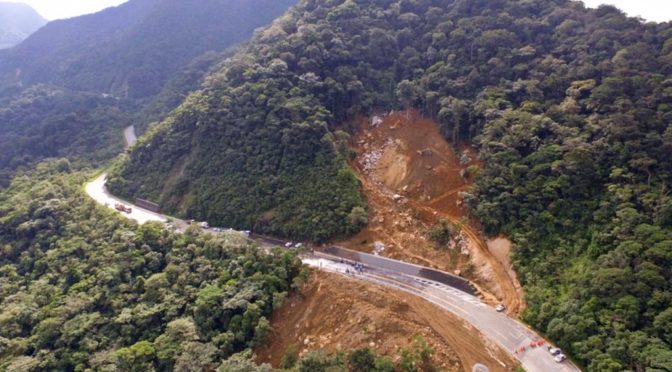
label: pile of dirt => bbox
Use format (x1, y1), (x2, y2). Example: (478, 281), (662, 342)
(255, 270), (514, 371)
(339, 110), (523, 313)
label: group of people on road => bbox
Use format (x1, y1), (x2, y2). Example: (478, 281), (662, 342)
(341, 258), (366, 275)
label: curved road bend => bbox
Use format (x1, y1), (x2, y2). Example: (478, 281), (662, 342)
(83, 126), (581, 372)
(85, 125), (169, 225)
(320, 245), (476, 295)
(85, 174), (167, 225)
(304, 255), (581, 372)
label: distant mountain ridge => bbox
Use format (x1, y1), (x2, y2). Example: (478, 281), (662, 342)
(0, 2), (46, 49)
(0, 0), (296, 99)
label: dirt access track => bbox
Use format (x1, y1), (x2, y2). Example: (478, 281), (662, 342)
(255, 270), (515, 371)
(338, 110), (523, 314)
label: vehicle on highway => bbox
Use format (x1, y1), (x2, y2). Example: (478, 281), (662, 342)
(554, 354), (567, 363)
(198, 221), (210, 229)
(285, 242), (293, 248)
(114, 203), (132, 213)
(212, 227), (222, 232)
(548, 346), (562, 356)
(495, 304), (506, 312)
(186, 219), (195, 225)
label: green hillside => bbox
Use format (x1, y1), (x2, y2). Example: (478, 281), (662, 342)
(0, 0), (296, 99)
(111, 0), (672, 369)
(0, 0), (296, 183)
(0, 161), (304, 371)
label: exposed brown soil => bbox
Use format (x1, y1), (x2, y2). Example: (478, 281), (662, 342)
(487, 237), (525, 310)
(255, 270), (515, 371)
(338, 110), (523, 314)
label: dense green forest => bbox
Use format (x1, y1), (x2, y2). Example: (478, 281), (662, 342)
(0, 160), (305, 370)
(112, 0), (672, 369)
(0, 85), (131, 188)
(0, 0), (296, 99)
(0, 0), (297, 186)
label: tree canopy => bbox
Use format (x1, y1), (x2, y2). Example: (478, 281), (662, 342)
(0, 161), (304, 371)
(111, 0), (672, 369)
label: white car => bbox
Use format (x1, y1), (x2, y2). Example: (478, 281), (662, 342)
(548, 347), (562, 356)
(495, 304), (506, 312)
(284, 242), (293, 248)
(554, 354), (567, 363)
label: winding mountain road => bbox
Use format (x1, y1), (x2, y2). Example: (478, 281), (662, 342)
(83, 126), (581, 372)
(303, 254), (580, 372)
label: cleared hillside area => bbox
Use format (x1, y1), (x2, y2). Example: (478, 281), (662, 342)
(255, 270), (515, 371)
(339, 110), (523, 313)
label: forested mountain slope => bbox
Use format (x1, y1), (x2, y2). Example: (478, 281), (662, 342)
(0, 0), (296, 99)
(111, 0), (672, 369)
(0, 2), (46, 49)
(0, 0), (297, 184)
(0, 161), (304, 371)
(0, 85), (132, 187)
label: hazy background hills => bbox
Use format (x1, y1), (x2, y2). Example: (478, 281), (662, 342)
(0, 2), (46, 49)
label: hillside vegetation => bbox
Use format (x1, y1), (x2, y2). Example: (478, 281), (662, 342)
(0, 0), (297, 184)
(0, 161), (304, 370)
(112, 0), (672, 369)
(0, 2), (46, 49)
(0, 85), (132, 187)
(0, 161), (444, 371)
(0, 0), (296, 99)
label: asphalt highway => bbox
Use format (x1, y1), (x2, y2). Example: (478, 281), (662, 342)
(304, 254), (581, 372)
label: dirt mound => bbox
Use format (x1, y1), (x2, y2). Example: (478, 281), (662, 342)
(339, 110), (523, 314)
(255, 270), (514, 371)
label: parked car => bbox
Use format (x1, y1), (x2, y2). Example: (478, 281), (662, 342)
(554, 354), (567, 363)
(495, 304), (506, 312)
(548, 347), (562, 356)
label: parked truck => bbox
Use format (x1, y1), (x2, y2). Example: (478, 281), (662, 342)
(115, 203), (132, 213)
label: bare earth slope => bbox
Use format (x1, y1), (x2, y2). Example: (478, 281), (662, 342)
(338, 110), (524, 314)
(255, 270), (514, 371)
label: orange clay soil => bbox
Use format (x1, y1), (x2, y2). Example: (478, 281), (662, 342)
(337, 109), (524, 314)
(254, 270), (515, 371)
